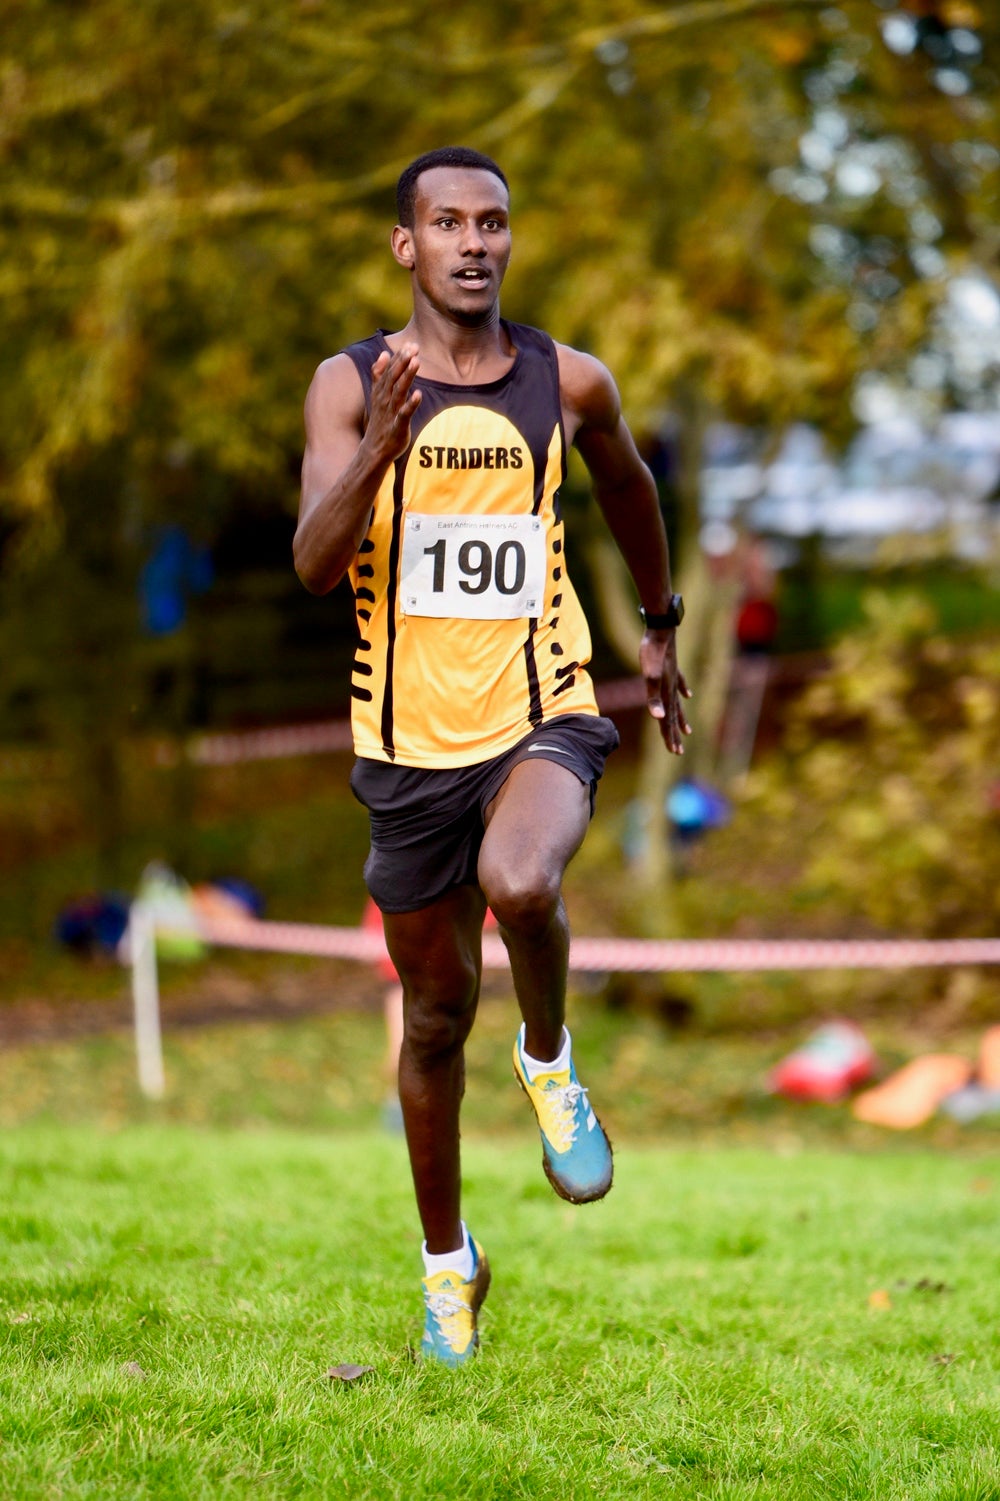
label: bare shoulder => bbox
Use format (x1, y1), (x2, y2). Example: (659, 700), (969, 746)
(304, 352), (366, 439)
(554, 342), (622, 438)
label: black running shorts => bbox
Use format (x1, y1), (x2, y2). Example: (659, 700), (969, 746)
(350, 714), (620, 914)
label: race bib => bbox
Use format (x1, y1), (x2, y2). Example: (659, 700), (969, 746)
(400, 513), (547, 620)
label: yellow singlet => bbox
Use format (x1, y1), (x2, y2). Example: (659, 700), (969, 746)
(344, 321), (599, 767)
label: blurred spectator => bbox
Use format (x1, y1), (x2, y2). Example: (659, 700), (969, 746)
(701, 521), (780, 654)
(139, 525), (213, 636)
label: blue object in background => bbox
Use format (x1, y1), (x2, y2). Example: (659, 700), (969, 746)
(139, 526), (214, 635)
(213, 878), (266, 918)
(55, 895), (130, 956)
(666, 780), (731, 841)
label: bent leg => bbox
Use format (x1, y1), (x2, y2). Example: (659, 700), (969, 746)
(477, 757), (590, 1062)
(480, 756), (613, 1204)
(383, 884), (487, 1255)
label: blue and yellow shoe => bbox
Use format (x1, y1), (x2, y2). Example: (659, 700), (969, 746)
(513, 1025), (613, 1204)
(421, 1237), (491, 1367)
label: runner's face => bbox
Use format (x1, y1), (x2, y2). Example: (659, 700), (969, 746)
(398, 167), (511, 322)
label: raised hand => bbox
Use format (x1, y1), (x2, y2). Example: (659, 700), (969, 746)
(365, 344), (422, 464)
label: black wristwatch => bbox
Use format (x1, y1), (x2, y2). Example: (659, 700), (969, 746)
(639, 595), (684, 630)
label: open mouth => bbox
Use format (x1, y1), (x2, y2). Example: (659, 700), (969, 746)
(453, 268), (490, 286)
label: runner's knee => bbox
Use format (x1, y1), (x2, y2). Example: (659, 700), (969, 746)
(402, 968), (480, 1065)
(479, 859), (561, 939)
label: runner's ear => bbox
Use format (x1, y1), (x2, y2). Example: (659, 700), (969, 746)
(392, 225), (415, 270)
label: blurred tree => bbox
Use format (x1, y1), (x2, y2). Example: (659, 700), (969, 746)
(0, 0), (996, 892)
(734, 591), (999, 937)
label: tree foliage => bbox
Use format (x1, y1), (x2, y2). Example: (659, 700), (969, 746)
(1, 0), (996, 883)
(735, 591), (1000, 937)
(2, 0), (996, 527)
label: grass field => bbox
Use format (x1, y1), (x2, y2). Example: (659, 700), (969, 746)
(2, 1000), (1000, 1499)
(3, 1128), (999, 1499)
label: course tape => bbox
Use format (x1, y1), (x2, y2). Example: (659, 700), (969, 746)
(9, 663), (823, 777)
(182, 917), (1000, 974)
(190, 720), (355, 765)
(185, 677), (648, 766)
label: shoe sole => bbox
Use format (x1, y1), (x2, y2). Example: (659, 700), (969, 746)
(514, 1069), (614, 1204)
(455, 1249), (492, 1364)
(470, 1249), (492, 1321)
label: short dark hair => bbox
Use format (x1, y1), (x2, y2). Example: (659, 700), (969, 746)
(396, 147), (509, 227)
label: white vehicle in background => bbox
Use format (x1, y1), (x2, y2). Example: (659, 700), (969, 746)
(699, 415), (1000, 560)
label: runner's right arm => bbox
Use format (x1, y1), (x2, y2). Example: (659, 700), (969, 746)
(295, 344), (421, 595)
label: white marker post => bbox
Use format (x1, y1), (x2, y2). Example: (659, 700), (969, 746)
(129, 901), (166, 1099)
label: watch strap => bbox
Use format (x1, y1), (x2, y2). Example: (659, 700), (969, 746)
(639, 594), (684, 630)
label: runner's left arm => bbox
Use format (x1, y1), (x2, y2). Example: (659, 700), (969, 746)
(557, 345), (691, 755)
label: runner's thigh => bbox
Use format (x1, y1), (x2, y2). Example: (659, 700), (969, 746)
(382, 884), (487, 999)
(479, 757), (590, 891)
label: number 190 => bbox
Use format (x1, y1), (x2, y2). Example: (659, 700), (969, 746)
(424, 538), (527, 595)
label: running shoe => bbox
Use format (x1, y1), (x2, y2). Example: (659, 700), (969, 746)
(512, 1025), (613, 1203)
(421, 1237), (491, 1367)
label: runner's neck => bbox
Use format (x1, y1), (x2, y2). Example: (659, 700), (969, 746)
(388, 314), (516, 386)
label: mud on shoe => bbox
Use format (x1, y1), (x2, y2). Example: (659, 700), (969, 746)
(512, 1024), (613, 1204)
(421, 1237), (491, 1367)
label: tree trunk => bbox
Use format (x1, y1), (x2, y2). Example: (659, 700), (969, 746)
(582, 383), (741, 935)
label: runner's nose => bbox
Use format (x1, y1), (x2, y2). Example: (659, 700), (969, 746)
(460, 226), (487, 256)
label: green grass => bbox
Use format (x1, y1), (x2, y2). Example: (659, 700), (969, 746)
(3, 994), (1000, 1151)
(2, 1124), (999, 1499)
(3, 1001), (1000, 1498)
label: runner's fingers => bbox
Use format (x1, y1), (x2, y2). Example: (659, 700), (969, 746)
(673, 687), (692, 733)
(385, 360), (421, 415)
(646, 675), (690, 752)
(387, 345), (419, 380)
(661, 715), (684, 754)
(645, 684), (666, 720)
(371, 376), (414, 435)
(373, 347), (418, 397)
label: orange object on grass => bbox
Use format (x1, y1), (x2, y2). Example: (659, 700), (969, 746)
(851, 1055), (972, 1130)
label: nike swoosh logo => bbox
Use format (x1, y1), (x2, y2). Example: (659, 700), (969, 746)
(527, 744), (572, 755)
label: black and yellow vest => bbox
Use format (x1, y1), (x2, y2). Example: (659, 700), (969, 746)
(344, 321), (598, 767)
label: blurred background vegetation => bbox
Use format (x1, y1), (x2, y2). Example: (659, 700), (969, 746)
(1, 0), (997, 1038)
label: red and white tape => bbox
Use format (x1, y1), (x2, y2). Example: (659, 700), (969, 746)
(190, 720), (355, 766)
(131, 913), (998, 1100)
(184, 677), (648, 767)
(184, 917), (1000, 974)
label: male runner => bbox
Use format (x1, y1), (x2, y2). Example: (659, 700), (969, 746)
(295, 146), (690, 1366)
